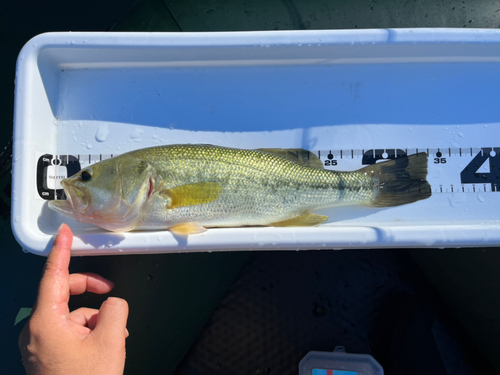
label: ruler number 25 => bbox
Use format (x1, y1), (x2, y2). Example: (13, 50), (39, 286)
(324, 160), (337, 166)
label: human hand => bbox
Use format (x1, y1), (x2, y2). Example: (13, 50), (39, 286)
(18, 223), (129, 375)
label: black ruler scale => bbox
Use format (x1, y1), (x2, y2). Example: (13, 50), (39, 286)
(317, 147), (500, 194)
(36, 147), (500, 200)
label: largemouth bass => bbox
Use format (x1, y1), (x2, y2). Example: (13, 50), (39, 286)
(48, 144), (431, 235)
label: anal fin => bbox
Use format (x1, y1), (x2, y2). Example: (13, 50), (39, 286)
(270, 212), (329, 227)
(169, 222), (207, 235)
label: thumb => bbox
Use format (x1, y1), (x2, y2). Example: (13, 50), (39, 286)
(93, 297), (129, 345)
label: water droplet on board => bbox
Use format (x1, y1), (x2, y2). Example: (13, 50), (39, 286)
(108, 241), (113, 247)
(96, 123), (110, 142)
(86, 143), (93, 149)
(448, 194), (467, 207)
(130, 129), (144, 142)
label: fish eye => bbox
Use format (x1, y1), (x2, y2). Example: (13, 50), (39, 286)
(80, 170), (92, 182)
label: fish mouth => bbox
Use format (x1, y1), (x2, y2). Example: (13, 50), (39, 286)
(48, 180), (89, 216)
(48, 199), (77, 217)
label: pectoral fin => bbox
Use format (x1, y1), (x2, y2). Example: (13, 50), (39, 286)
(169, 222), (207, 235)
(160, 182), (222, 209)
(257, 148), (324, 169)
(270, 212), (329, 227)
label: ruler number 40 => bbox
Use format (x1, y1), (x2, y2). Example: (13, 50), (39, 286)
(460, 148), (500, 192)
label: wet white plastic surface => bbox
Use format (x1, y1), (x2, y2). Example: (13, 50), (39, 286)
(12, 29), (500, 255)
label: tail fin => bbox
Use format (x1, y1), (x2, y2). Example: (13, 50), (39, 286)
(361, 153), (432, 207)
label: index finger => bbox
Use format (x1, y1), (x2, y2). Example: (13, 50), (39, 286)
(34, 223), (74, 316)
(69, 273), (114, 295)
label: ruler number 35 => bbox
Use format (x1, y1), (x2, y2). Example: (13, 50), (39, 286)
(433, 151), (446, 164)
(434, 157), (447, 164)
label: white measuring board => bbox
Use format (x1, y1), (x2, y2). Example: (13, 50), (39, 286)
(12, 30), (500, 255)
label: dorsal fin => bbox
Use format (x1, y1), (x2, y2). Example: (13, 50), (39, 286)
(257, 148), (324, 169)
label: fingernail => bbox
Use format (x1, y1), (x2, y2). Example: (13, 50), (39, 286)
(106, 297), (124, 307)
(57, 223), (65, 234)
